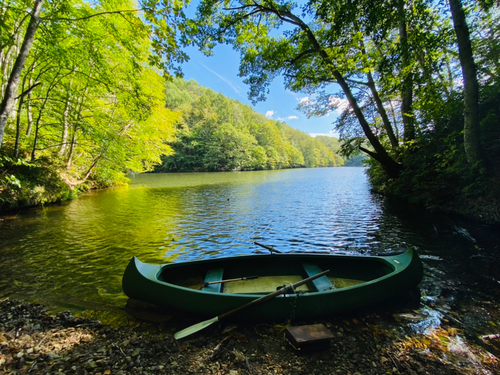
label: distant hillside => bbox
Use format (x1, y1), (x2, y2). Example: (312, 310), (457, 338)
(156, 78), (344, 172)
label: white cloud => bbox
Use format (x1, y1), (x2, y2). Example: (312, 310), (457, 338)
(277, 115), (299, 122)
(265, 110), (275, 118)
(329, 96), (351, 114)
(298, 95), (350, 116)
(309, 131), (338, 138)
(298, 96), (313, 105)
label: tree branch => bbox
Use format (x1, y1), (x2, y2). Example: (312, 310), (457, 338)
(286, 48), (318, 65)
(15, 82), (41, 100)
(345, 77), (369, 86)
(42, 9), (140, 22)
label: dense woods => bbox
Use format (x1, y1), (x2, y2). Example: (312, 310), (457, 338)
(0, 0), (499, 223)
(0, 0), (345, 210)
(157, 78), (343, 172)
(0, 0), (187, 209)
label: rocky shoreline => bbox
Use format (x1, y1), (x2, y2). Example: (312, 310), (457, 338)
(1, 298), (499, 375)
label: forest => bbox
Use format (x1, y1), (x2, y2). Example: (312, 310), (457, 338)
(0, 0), (346, 210)
(157, 78), (344, 172)
(0, 0), (499, 223)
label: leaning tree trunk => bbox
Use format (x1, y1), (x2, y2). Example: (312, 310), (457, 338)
(0, 0), (43, 148)
(355, 23), (399, 149)
(332, 70), (402, 178)
(285, 12), (402, 178)
(366, 71), (399, 149)
(448, 0), (482, 166)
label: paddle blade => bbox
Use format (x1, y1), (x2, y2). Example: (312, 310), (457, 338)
(174, 316), (219, 340)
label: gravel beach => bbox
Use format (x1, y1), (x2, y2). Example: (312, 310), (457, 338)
(1, 298), (499, 375)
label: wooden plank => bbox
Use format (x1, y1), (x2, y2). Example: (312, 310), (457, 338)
(286, 324), (334, 351)
(202, 268), (224, 293)
(302, 263), (333, 291)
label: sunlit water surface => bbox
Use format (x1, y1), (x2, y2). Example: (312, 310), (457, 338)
(0, 168), (498, 325)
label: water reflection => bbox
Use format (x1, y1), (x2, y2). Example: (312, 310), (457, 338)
(0, 167), (498, 319)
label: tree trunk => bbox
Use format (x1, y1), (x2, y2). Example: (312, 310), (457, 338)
(398, 0), (415, 143)
(26, 62), (37, 137)
(14, 82), (40, 157)
(59, 85), (72, 156)
(0, 0), (43, 148)
(66, 125), (77, 169)
(332, 69), (402, 178)
(285, 12), (402, 178)
(366, 72), (399, 148)
(14, 75), (28, 158)
(448, 0), (482, 166)
(355, 23), (399, 149)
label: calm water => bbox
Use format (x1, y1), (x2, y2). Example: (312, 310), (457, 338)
(0, 167), (498, 317)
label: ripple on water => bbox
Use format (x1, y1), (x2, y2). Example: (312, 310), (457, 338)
(0, 167), (487, 313)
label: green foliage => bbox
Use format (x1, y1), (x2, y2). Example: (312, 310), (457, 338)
(156, 78), (344, 172)
(368, 90), (500, 223)
(0, 0), (181, 192)
(0, 152), (76, 211)
(0, 0), (187, 210)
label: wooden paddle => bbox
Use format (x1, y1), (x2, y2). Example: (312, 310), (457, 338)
(174, 269), (330, 340)
(204, 275), (259, 287)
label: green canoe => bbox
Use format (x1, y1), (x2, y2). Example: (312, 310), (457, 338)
(122, 249), (423, 321)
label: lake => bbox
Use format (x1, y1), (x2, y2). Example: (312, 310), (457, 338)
(0, 167), (499, 333)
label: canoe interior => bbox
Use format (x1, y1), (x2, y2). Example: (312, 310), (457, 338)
(157, 255), (393, 295)
(222, 276), (364, 294)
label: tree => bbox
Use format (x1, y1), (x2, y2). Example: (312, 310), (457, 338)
(448, 0), (483, 166)
(0, 0), (182, 187)
(0, 0), (189, 150)
(397, 0), (415, 142)
(191, 0), (403, 177)
(158, 77), (340, 172)
(0, 0), (43, 146)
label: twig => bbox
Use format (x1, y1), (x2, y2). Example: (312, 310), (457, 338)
(211, 336), (230, 359)
(113, 343), (127, 358)
(254, 242), (282, 253)
(245, 357), (251, 370)
(36, 332), (52, 347)
(29, 360), (38, 372)
(482, 333), (500, 341)
(388, 353), (400, 374)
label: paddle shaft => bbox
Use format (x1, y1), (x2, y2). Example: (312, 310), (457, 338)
(175, 269), (330, 339)
(218, 269), (330, 321)
(204, 275), (259, 286)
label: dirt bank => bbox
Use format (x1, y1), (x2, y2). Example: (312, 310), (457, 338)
(1, 298), (498, 375)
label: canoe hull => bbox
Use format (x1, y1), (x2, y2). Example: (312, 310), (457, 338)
(122, 250), (423, 321)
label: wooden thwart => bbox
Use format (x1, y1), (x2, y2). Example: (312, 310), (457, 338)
(202, 268), (224, 293)
(302, 263), (333, 291)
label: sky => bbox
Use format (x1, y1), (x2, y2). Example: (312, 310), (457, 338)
(179, 44), (342, 137)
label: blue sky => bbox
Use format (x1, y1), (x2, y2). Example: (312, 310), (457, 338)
(180, 44), (342, 137)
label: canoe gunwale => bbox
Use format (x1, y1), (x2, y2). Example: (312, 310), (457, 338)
(124, 249), (420, 299)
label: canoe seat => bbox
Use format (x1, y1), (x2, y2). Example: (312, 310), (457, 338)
(202, 268), (224, 293)
(302, 263), (333, 292)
